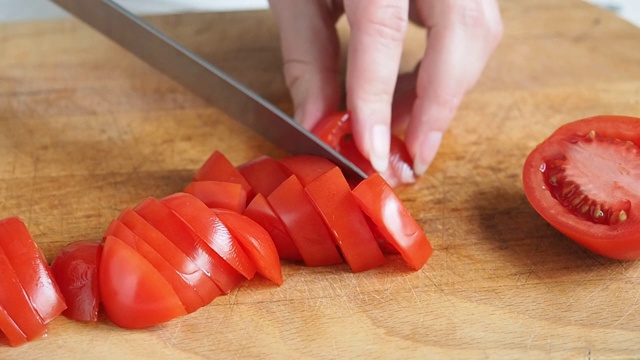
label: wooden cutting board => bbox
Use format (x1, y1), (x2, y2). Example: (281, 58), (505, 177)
(1, 0), (640, 358)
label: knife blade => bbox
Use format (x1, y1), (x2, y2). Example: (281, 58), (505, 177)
(49, 0), (367, 180)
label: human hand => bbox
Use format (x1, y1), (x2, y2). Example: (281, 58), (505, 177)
(269, 0), (503, 177)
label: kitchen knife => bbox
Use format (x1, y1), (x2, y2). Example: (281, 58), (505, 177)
(49, 0), (367, 180)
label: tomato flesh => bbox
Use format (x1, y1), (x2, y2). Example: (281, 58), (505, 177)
(194, 150), (253, 198)
(184, 181), (247, 213)
(238, 156), (291, 197)
(0, 303), (27, 347)
(50, 240), (103, 322)
(523, 115), (640, 259)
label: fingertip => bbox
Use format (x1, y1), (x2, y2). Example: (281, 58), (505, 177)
(412, 130), (443, 176)
(370, 123), (390, 173)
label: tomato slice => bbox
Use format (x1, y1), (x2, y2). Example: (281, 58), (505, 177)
(238, 156), (292, 197)
(0, 303), (27, 347)
(352, 173), (433, 270)
(0, 242), (47, 341)
(104, 219), (207, 313)
(244, 193), (302, 261)
(280, 155), (336, 186)
(134, 197), (245, 294)
(100, 235), (187, 329)
(184, 181), (247, 213)
(118, 209), (221, 304)
(50, 240), (103, 322)
(161, 192), (256, 280)
(194, 150), (253, 198)
(523, 115), (640, 259)
(0, 217), (66, 324)
(268, 175), (343, 267)
(213, 209), (283, 285)
(305, 167), (386, 272)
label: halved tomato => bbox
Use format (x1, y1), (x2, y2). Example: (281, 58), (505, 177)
(523, 115), (640, 259)
(100, 235), (187, 329)
(352, 173), (433, 270)
(50, 240), (103, 322)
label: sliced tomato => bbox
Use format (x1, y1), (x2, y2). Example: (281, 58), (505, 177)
(238, 156), (292, 197)
(0, 303), (27, 347)
(184, 181), (247, 213)
(268, 175), (343, 267)
(213, 209), (283, 285)
(134, 197), (245, 294)
(0, 243), (47, 341)
(161, 192), (256, 280)
(523, 115), (640, 260)
(194, 150), (253, 198)
(352, 173), (433, 270)
(305, 166), (386, 272)
(118, 209), (221, 304)
(104, 219), (207, 313)
(280, 155), (337, 186)
(50, 240), (103, 322)
(0, 217), (66, 324)
(100, 235), (187, 329)
(244, 193), (302, 261)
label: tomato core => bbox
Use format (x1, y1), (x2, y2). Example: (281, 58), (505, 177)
(541, 130), (640, 226)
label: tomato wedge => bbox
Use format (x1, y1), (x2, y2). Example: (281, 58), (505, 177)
(523, 115), (640, 259)
(104, 219), (207, 313)
(238, 156), (292, 197)
(268, 175), (343, 267)
(50, 240), (103, 322)
(352, 173), (433, 270)
(244, 193), (302, 261)
(118, 209), (221, 304)
(213, 209), (283, 285)
(194, 150), (253, 198)
(305, 166), (386, 272)
(0, 242), (47, 342)
(161, 192), (256, 280)
(184, 181), (247, 213)
(134, 197), (245, 294)
(0, 217), (66, 324)
(100, 236), (187, 329)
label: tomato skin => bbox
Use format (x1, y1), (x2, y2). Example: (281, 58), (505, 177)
(311, 111), (351, 149)
(523, 115), (640, 259)
(280, 155), (337, 186)
(238, 156), (291, 197)
(213, 209), (283, 285)
(194, 150), (253, 198)
(100, 236), (187, 329)
(184, 181), (247, 213)
(305, 167), (386, 272)
(50, 240), (103, 322)
(352, 173), (433, 270)
(0, 217), (66, 324)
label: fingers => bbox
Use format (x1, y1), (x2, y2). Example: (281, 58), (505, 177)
(343, 0), (409, 172)
(406, 0), (503, 175)
(268, 0), (343, 129)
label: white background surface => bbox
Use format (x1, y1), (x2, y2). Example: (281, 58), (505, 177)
(0, 0), (639, 27)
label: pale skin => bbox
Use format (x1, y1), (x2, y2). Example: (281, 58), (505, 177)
(268, 0), (503, 180)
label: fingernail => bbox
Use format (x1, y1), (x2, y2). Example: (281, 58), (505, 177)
(414, 131), (443, 176)
(370, 124), (390, 173)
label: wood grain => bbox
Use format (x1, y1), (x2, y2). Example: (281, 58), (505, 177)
(1, 0), (640, 358)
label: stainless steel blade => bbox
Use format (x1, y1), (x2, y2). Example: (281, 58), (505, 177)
(50, 0), (367, 180)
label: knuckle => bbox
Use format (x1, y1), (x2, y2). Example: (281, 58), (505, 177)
(359, 3), (409, 43)
(452, 0), (503, 46)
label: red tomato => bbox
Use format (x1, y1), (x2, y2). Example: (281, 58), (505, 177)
(213, 209), (283, 285)
(100, 236), (187, 329)
(194, 150), (253, 198)
(118, 208), (221, 304)
(238, 156), (291, 197)
(523, 115), (640, 260)
(0, 304), (27, 347)
(104, 219), (207, 313)
(267, 175), (343, 267)
(134, 197), (245, 294)
(311, 111), (351, 149)
(50, 240), (103, 322)
(244, 193), (302, 262)
(161, 192), (257, 280)
(280, 155), (337, 186)
(0, 241), (47, 342)
(352, 173), (433, 270)
(184, 181), (247, 213)
(305, 167), (386, 272)
(0, 217), (66, 324)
